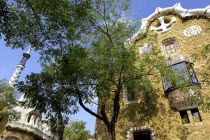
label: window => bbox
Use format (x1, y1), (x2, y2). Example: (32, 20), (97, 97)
(27, 110), (42, 124)
(125, 80), (141, 102)
(179, 108), (202, 124)
(126, 86), (137, 101)
(164, 42), (177, 54)
(127, 126), (155, 140)
(162, 38), (178, 55)
(179, 110), (190, 124)
(133, 131), (151, 140)
(27, 114), (32, 123)
(162, 61), (199, 92)
(191, 108), (202, 122)
(139, 43), (152, 54)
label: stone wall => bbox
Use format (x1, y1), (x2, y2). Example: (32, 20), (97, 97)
(95, 14), (210, 140)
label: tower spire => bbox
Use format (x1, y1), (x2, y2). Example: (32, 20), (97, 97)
(8, 46), (32, 87)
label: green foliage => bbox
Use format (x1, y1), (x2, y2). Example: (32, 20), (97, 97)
(0, 79), (19, 120)
(191, 43), (210, 112)
(191, 44), (210, 85)
(0, 0), (92, 52)
(200, 96), (210, 113)
(133, 28), (149, 44)
(15, 0), (166, 140)
(63, 120), (93, 140)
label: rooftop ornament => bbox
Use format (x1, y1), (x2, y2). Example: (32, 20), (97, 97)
(128, 3), (210, 45)
(150, 16), (177, 33)
(8, 46), (32, 87)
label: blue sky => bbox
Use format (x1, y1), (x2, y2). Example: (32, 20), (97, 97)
(0, 0), (209, 134)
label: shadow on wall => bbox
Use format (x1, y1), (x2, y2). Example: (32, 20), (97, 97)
(118, 90), (160, 138)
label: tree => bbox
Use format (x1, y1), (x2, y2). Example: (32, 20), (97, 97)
(0, 0), (91, 51)
(11, 2), (210, 139)
(17, 71), (79, 139)
(0, 0), (93, 138)
(16, 0), (166, 140)
(0, 79), (18, 119)
(191, 44), (210, 111)
(63, 120), (93, 140)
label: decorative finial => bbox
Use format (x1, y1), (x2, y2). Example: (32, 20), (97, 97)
(150, 16), (177, 33)
(26, 46), (32, 54)
(23, 46), (32, 58)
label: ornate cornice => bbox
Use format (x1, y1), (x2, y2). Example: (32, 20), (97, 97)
(128, 3), (210, 45)
(6, 106), (52, 139)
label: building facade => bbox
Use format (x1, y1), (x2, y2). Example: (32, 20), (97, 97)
(95, 3), (210, 140)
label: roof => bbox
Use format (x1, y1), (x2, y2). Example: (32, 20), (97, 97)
(128, 3), (210, 44)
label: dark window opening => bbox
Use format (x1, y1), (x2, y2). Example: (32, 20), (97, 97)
(162, 62), (199, 92)
(179, 110), (190, 124)
(133, 131), (151, 140)
(126, 81), (140, 102)
(191, 108), (202, 122)
(127, 87), (136, 101)
(27, 114), (32, 123)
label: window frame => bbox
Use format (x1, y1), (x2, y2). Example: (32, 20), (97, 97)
(124, 80), (143, 103)
(133, 130), (151, 140)
(162, 61), (199, 94)
(191, 108), (202, 122)
(179, 110), (190, 124)
(179, 108), (202, 125)
(162, 38), (179, 55)
(125, 87), (138, 102)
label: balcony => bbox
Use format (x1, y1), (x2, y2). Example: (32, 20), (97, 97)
(162, 54), (201, 110)
(168, 88), (201, 110)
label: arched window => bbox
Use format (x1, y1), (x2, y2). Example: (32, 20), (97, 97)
(27, 113), (32, 123)
(127, 126), (155, 140)
(162, 38), (178, 55)
(27, 110), (42, 124)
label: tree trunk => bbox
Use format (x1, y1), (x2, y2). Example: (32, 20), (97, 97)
(54, 123), (65, 140)
(54, 112), (65, 140)
(108, 124), (116, 140)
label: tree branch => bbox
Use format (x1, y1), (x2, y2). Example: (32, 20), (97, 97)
(77, 92), (103, 120)
(100, 103), (110, 127)
(0, 1), (9, 30)
(111, 65), (124, 124)
(87, 19), (113, 44)
(25, 0), (43, 31)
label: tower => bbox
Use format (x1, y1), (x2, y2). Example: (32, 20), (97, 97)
(0, 48), (52, 140)
(8, 47), (32, 87)
(95, 3), (210, 140)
